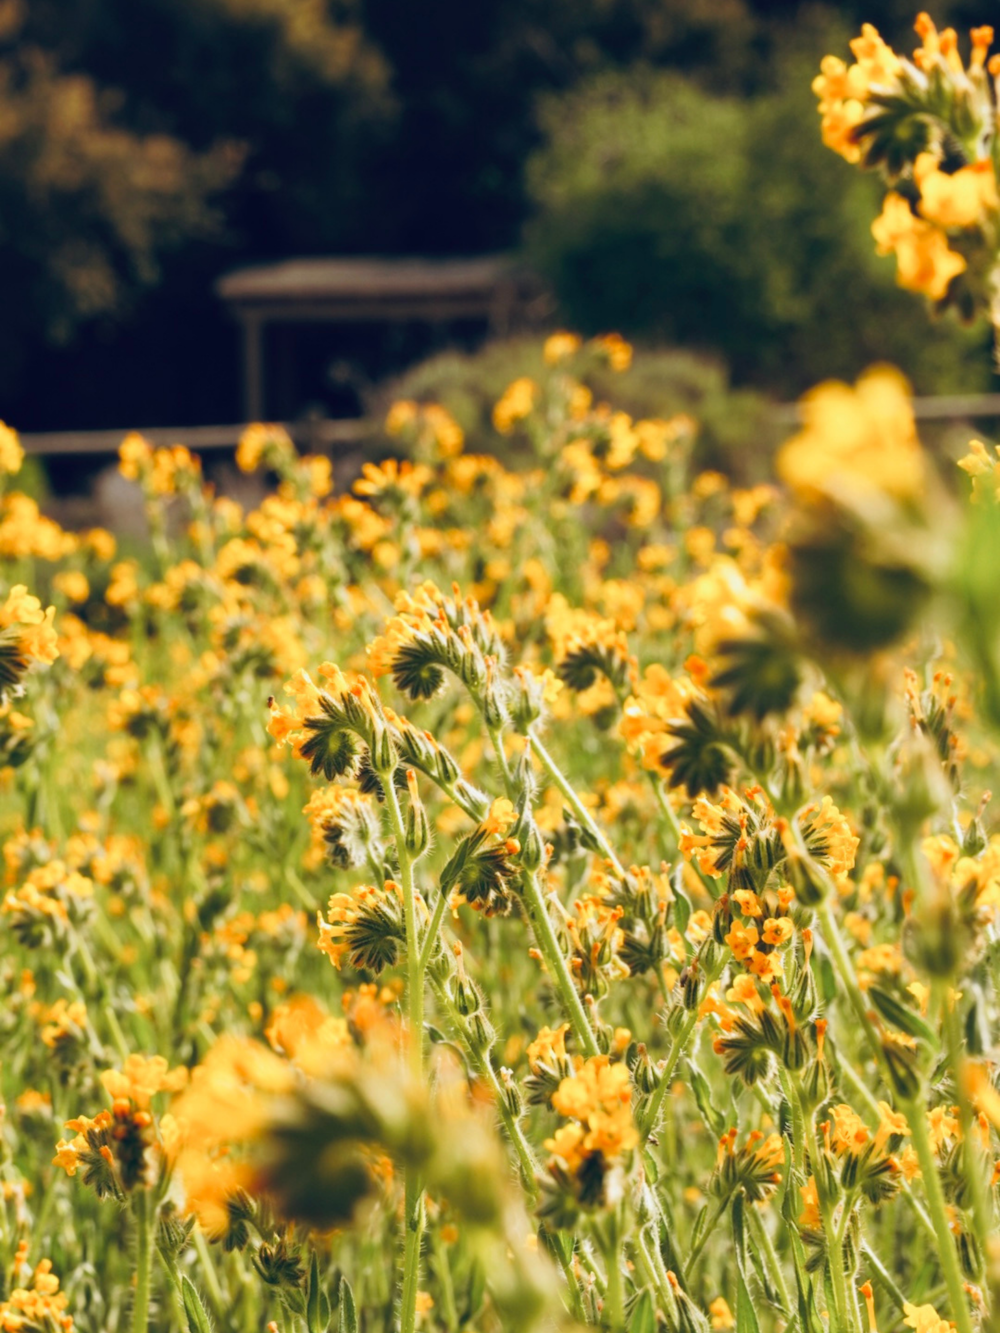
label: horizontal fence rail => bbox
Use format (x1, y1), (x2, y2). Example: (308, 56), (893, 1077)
(17, 394), (1000, 457)
(771, 393), (1000, 425)
(19, 418), (373, 457)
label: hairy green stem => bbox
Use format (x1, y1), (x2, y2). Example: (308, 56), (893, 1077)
(416, 888), (449, 978)
(520, 868), (599, 1057)
(941, 989), (994, 1257)
(529, 730), (627, 878)
(430, 973), (539, 1196)
(814, 900), (887, 1084)
(602, 1214), (625, 1331)
(748, 1202), (793, 1316)
(131, 1190), (153, 1333)
(683, 1198), (727, 1278)
(638, 951), (724, 1139)
(904, 1093), (976, 1333)
(192, 1227), (226, 1318)
(382, 776), (425, 1333)
(791, 1082), (856, 1333)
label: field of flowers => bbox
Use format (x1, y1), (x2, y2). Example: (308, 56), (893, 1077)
(3, 13), (1000, 1333)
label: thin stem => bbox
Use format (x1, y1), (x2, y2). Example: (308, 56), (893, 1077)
(860, 1243), (907, 1315)
(941, 989), (994, 1253)
(529, 731), (627, 878)
(638, 951), (724, 1139)
(486, 723), (516, 799)
(683, 1198), (727, 1278)
(818, 928), (938, 1244)
(520, 868), (599, 1058)
(791, 1082), (855, 1333)
(104, 1002), (132, 1064)
(814, 900), (888, 1086)
(399, 1178), (425, 1333)
(634, 1229), (680, 1332)
(602, 1215), (625, 1332)
(904, 1094), (976, 1333)
(748, 1203), (793, 1316)
(131, 1190), (153, 1333)
(650, 782), (715, 896)
(382, 775), (425, 1333)
(430, 973), (539, 1197)
(416, 888), (449, 978)
(192, 1228), (225, 1318)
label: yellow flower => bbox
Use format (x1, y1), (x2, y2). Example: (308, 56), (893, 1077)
(482, 797), (517, 837)
(709, 1297), (735, 1330)
(0, 421), (24, 475)
(903, 1302), (951, 1333)
(915, 153), (999, 228)
(849, 24), (902, 86)
(0, 586), (59, 667)
(819, 98), (866, 162)
(590, 333), (633, 372)
(958, 438), (1000, 502)
(798, 1176), (821, 1229)
(830, 1103), (870, 1155)
(543, 331), (582, 364)
(492, 378), (537, 434)
(100, 1054), (188, 1108)
(526, 1023), (571, 1072)
(52, 571), (90, 604)
(777, 366), (924, 504)
(724, 920), (759, 962)
(871, 193), (967, 301)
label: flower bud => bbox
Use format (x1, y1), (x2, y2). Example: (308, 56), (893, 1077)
(518, 819), (545, 874)
(882, 1041), (922, 1102)
(370, 724), (397, 776)
(404, 772), (430, 857)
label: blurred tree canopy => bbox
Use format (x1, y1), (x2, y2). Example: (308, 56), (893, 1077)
(0, 0), (993, 429)
(524, 14), (992, 394)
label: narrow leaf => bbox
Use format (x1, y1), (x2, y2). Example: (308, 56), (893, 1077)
(337, 1276), (357, 1333)
(181, 1277), (213, 1333)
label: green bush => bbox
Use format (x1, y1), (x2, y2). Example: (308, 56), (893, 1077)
(525, 28), (996, 395)
(378, 335), (780, 477)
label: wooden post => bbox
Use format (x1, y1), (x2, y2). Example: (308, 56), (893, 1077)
(241, 313), (265, 422)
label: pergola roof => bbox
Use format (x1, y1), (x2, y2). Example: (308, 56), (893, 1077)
(216, 254), (528, 322)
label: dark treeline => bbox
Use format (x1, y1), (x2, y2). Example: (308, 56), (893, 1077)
(0, 0), (993, 432)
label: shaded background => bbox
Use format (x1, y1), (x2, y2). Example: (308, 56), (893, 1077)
(0, 0), (994, 437)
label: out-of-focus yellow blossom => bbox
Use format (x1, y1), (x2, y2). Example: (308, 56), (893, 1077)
(871, 193), (967, 300)
(0, 421), (24, 475)
(543, 331), (582, 364)
(915, 153), (999, 229)
(493, 378), (537, 434)
(590, 333), (632, 371)
(777, 366), (925, 503)
(0, 586), (59, 667)
(0, 1259), (73, 1331)
(958, 439), (1000, 502)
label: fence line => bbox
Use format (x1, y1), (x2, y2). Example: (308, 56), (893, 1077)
(18, 395), (1000, 457)
(19, 418), (373, 458)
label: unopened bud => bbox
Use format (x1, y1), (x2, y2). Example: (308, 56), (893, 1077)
(370, 724), (397, 776)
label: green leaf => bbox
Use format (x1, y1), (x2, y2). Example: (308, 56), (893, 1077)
(671, 864), (692, 938)
(337, 1276), (357, 1333)
(817, 956), (837, 1005)
(868, 986), (936, 1045)
(307, 1252), (331, 1333)
(465, 1257), (487, 1322)
(687, 1059), (725, 1136)
(632, 1289), (656, 1333)
(181, 1277), (213, 1333)
(731, 1195), (761, 1333)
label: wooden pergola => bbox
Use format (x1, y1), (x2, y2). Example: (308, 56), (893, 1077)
(215, 254), (540, 421)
